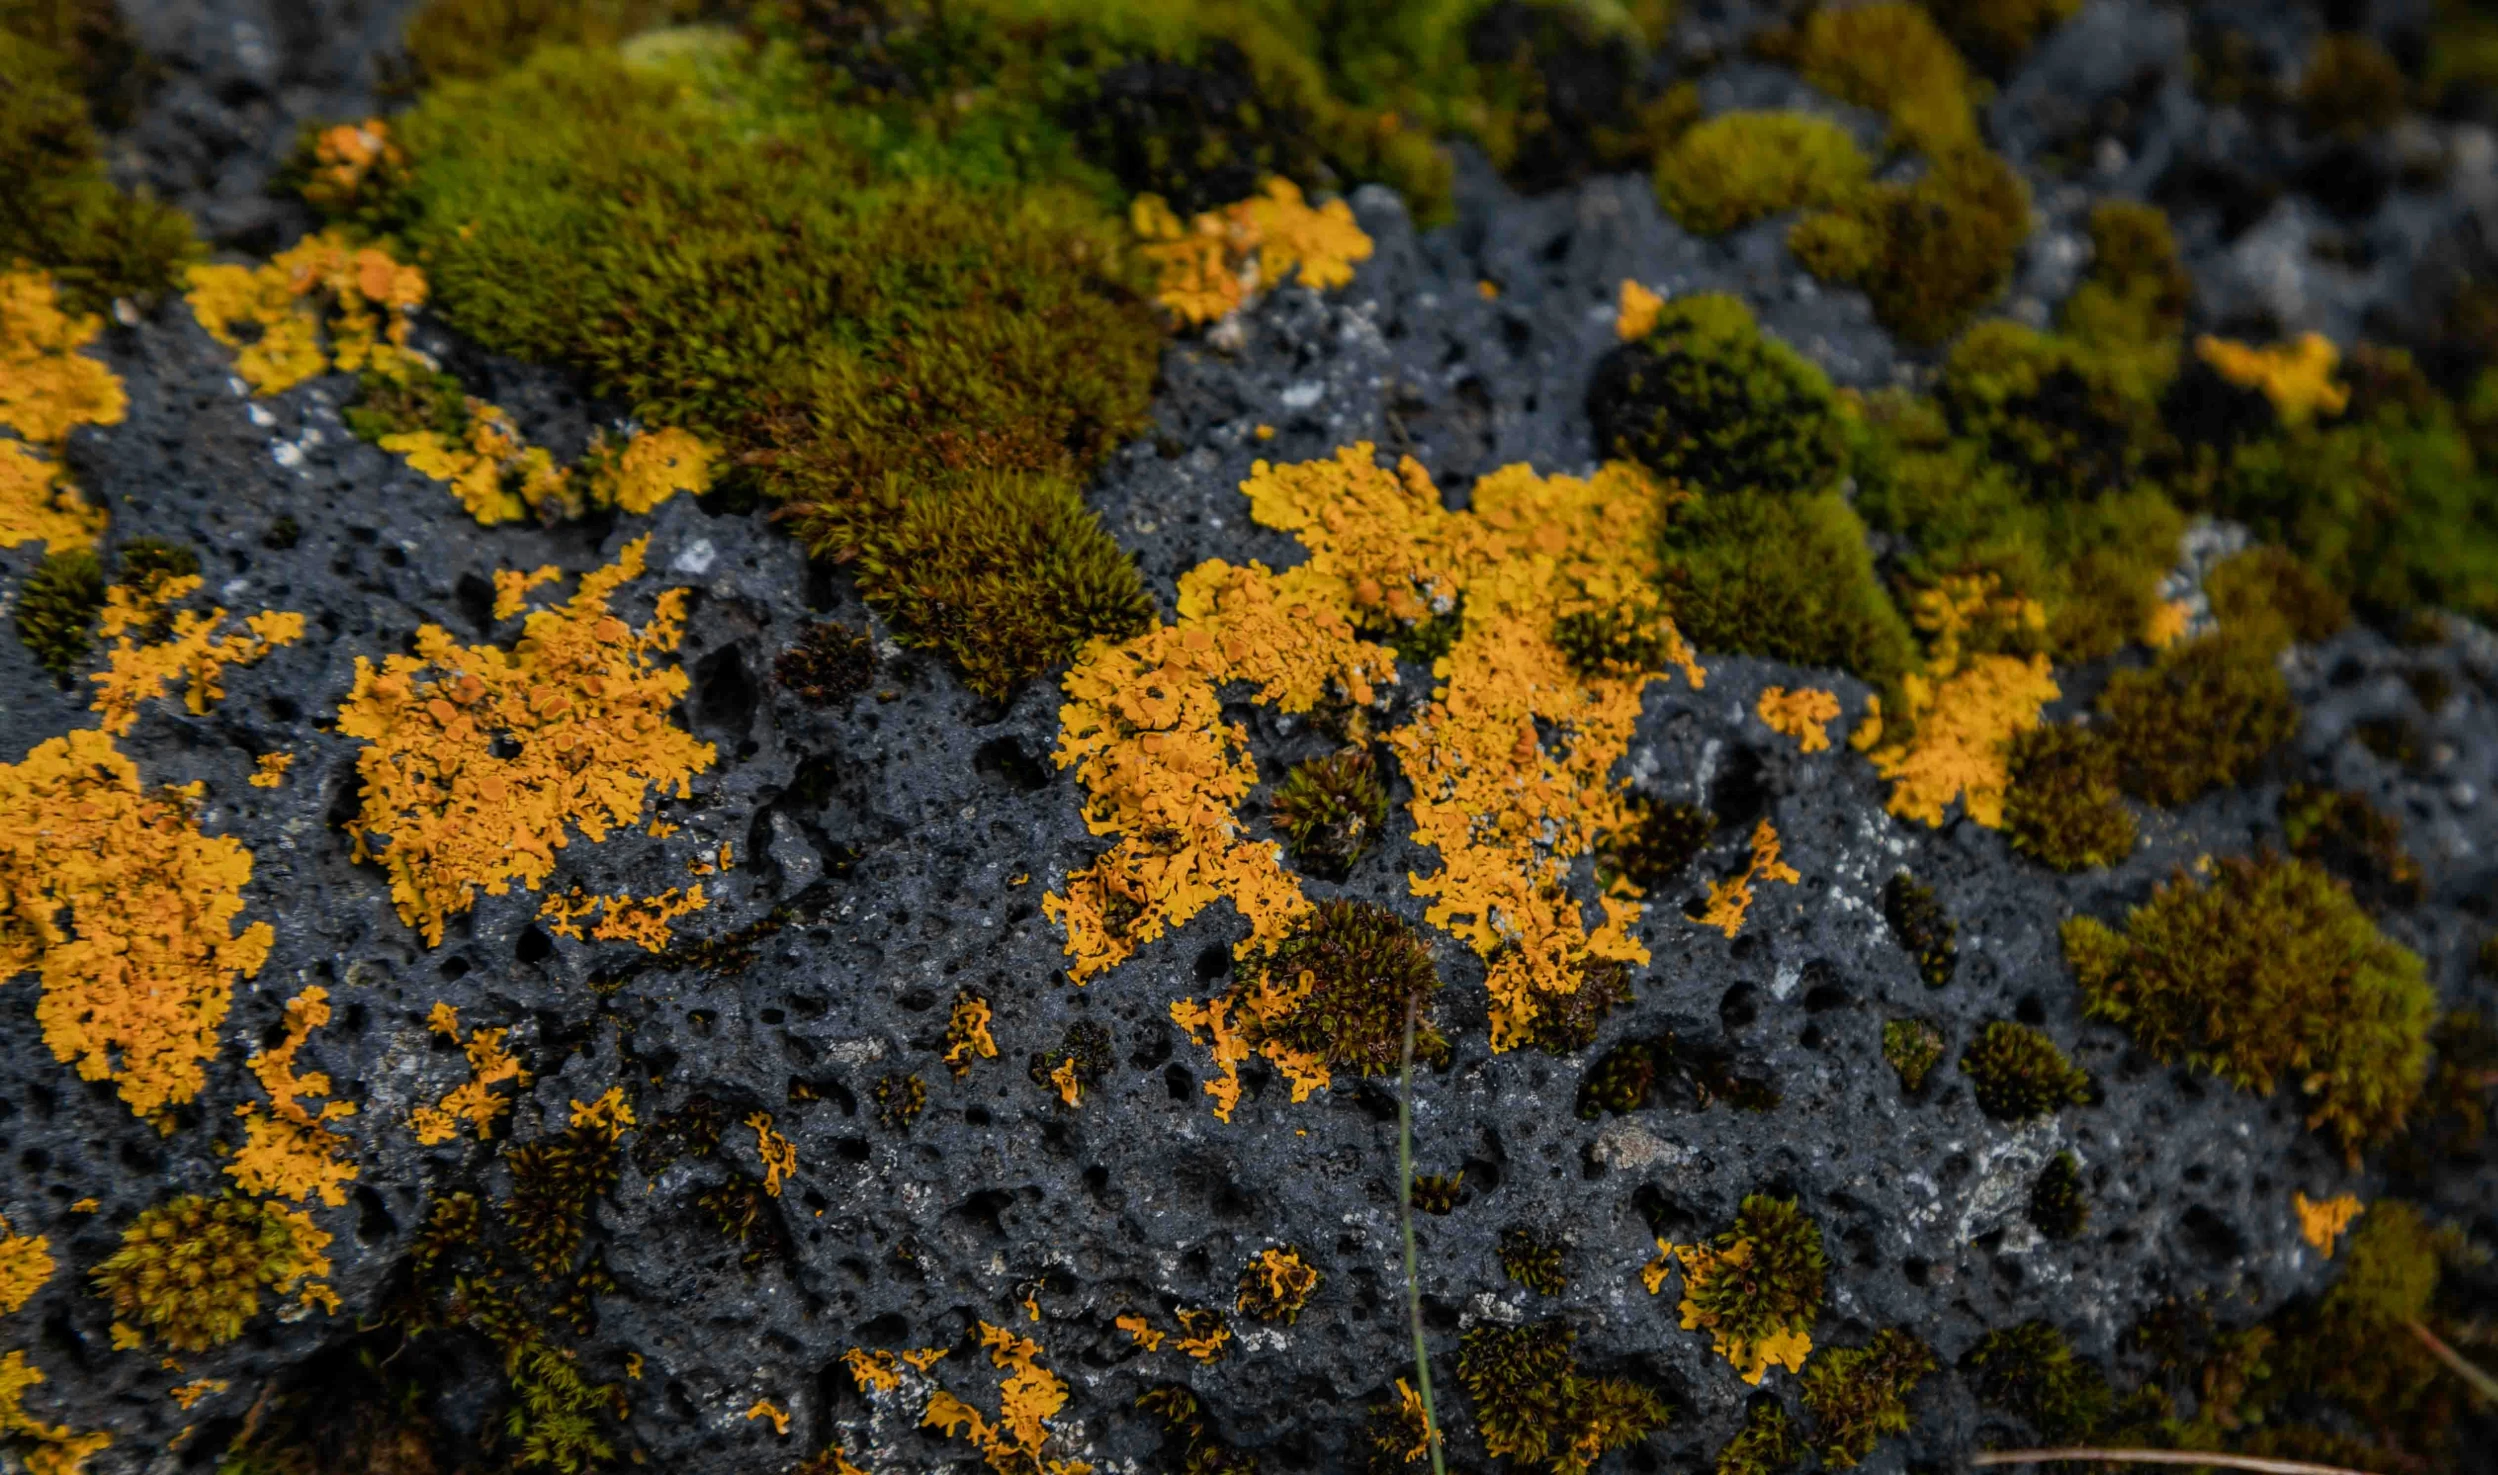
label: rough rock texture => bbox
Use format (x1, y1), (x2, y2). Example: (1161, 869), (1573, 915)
(4, 0), (2497, 1472)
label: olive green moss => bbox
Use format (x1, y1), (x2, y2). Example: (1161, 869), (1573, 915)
(1553, 595), (1677, 678)
(1029, 1020), (1114, 1099)
(1799, 1328), (1935, 1468)
(2204, 544), (2351, 647)
(1455, 1320), (1669, 1474)
(2062, 854), (2433, 1157)
(1923, 0), (2080, 75)
(1958, 1021), (2090, 1121)
(1712, 1397), (1801, 1475)
(2002, 722), (2135, 872)
(1596, 795), (1714, 890)
(1498, 1226), (1568, 1295)
(1579, 1032), (1777, 1117)
(1522, 958), (1632, 1056)
(1654, 487), (1916, 686)
(2279, 782), (2423, 911)
(11, 546), (105, 683)
(1782, 1), (1976, 156)
(1, 0), (150, 125)
(2098, 633), (2297, 806)
(1270, 749), (1390, 878)
(1589, 294), (1846, 495)
(1963, 1320), (2110, 1441)
(1789, 146), (2029, 346)
(1576, 1039), (1657, 1119)
(1138, 1385), (1258, 1475)
(401, 0), (702, 82)
(1880, 1018), (1944, 1093)
(116, 535), (200, 593)
(1880, 872), (1956, 988)
(774, 620), (879, 705)
(2026, 1151), (2088, 1241)
(1410, 1171), (1463, 1215)
(2300, 32), (2407, 140)
(1684, 1196), (1827, 1356)
(1254, 899), (1448, 1076)
(343, 358), (472, 446)
(872, 1070), (926, 1129)
(1651, 110), (1868, 236)
(91, 1194), (328, 1352)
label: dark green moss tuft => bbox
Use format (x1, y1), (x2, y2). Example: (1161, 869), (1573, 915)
(0, 22), (196, 313)
(2002, 722), (2135, 872)
(1712, 1396), (1802, 1475)
(1683, 1195), (1827, 1354)
(1499, 1226), (1569, 1295)
(2062, 854), (2433, 1157)
(1588, 293), (1844, 495)
(872, 1070), (926, 1129)
(2026, 1152), (2088, 1241)
(1597, 796), (1715, 890)
(1553, 596), (1678, 678)
(2278, 783), (2423, 912)
(1270, 749), (1390, 878)
(2300, 32), (2407, 139)
(1880, 872), (1957, 988)
(1653, 487), (1916, 686)
(1575, 1039), (1657, 1119)
(1409, 1171), (1464, 1215)
(115, 535), (199, 594)
(2203, 544), (2350, 647)
(1522, 957), (1632, 1055)
(1958, 1021), (2090, 1121)
(1880, 1018), (1945, 1093)
(1788, 146), (2030, 346)
(2098, 632), (2297, 806)
(1373, 600), (1466, 667)
(1455, 1320), (1670, 1473)
(343, 358), (471, 445)
(12, 546), (105, 683)
(774, 620), (879, 706)
(1962, 1320), (2111, 1441)
(1254, 900), (1446, 1076)
(1028, 1021), (1113, 1099)
(695, 1173), (778, 1268)
(1137, 1384), (1259, 1475)
(1799, 1327), (1936, 1468)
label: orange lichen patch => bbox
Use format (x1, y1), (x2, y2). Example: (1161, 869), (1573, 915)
(1389, 1379), (1435, 1463)
(599, 425), (717, 515)
(1048, 1057), (1083, 1108)
(336, 537), (716, 946)
(2144, 598), (2192, 650)
(300, 119), (404, 212)
(247, 753), (292, 789)
(184, 232), (426, 397)
(2295, 1192), (2365, 1255)
(89, 575), (305, 737)
(1115, 1313), (1165, 1352)
(0, 1220), (54, 1315)
(1757, 687), (1841, 753)
(942, 992), (998, 1077)
(1645, 1240), (1814, 1385)
(1238, 1247), (1321, 1323)
(569, 1086), (636, 1140)
(408, 1001), (529, 1144)
(744, 1400), (791, 1436)
(0, 727), (272, 1121)
(492, 565), (563, 621)
(1697, 820), (1801, 940)
(538, 884), (708, 951)
(0, 442), (106, 554)
(1174, 1308), (1232, 1364)
(1133, 177), (1373, 326)
(167, 1379), (227, 1411)
(0, 271), (128, 448)
(226, 986), (359, 1206)
(1866, 578), (2059, 828)
(1615, 279), (1665, 342)
(380, 401), (564, 525)
(747, 1112), (797, 1196)
(2196, 332), (2348, 425)
(1169, 994), (1255, 1120)
(844, 1348), (903, 1393)
(0, 1351), (110, 1475)
(920, 1322), (1093, 1475)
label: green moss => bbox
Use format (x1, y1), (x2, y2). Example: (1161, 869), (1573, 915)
(1410, 1171), (1463, 1215)
(695, 1174), (775, 1268)
(2300, 32), (2407, 140)
(2098, 633), (2297, 806)
(1654, 487), (1916, 684)
(11, 546), (104, 683)
(1785, 1), (1976, 156)
(774, 620), (879, 705)
(1958, 1021), (2090, 1121)
(1589, 293), (1845, 494)
(2026, 1151), (2088, 1241)
(116, 535), (200, 593)
(505, 1118), (626, 1276)
(1028, 1020), (1113, 1098)
(2061, 854), (2434, 1157)
(1596, 796), (1715, 890)
(1880, 1018), (1944, 1093)
(1499, 1226), (1569, 1295)
(1922, 0), (2080, 75)
(1712, 1396), (1801, 1475)
(1651, 111), (1869, 236)
(1553, 595), (1676, 678)
(2203, 544), (2351, 647)
(1962, 1320), (2110, 1441)
(873, 1070), (926, 1129)
(343, 358), (471, 445)
(1799, 1328), (1935, 1468)
(0, 25), (196, 313)
(0, 0), (150, 126)
(2002, 722), (2135, 871)
(1271, 748), (1390, 878)
(1575, 1039), (1657, 1119)
(1790, 146), (2029, 346)
(90, 1194), (330, 1352)
(1685, 1196), (1827, 1355)
(1455, 1320), (1670, 1474)
(1254, 899), (1448, 1075)
(1880, 872), (1957, 988)
(401, 0), (700, 82)
(1523, 958), (1632, 1056)
(2278, 783), (2423, 911)
(1137, 1385), (1259, 1475)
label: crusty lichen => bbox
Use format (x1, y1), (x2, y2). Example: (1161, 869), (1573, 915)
(87, 571), (304, 737)
(1696, 820), (1801, 940)
(0, 1351), (109, 1475)
(0, 1219), (52, 1316)
(184, 230), (426, 397)
(226, 985), (360, 1206)
(539, 884), (709, 951)
(2296, 1191), (2364, 1255)
(2195, 332), (2349, 425)
(1858, 576), (2059, 828)
(1236, 1245), (1321, 1323)
(943, 990), (1000, 1076)
(919, 1321), (1093, 1475)
(408, 1000), (530, 1143)
(1755, 686), (1840, 753)
(336, 537), (716, 945)
(0, 269), (118, 555)
(1134, 176), (1374, 327)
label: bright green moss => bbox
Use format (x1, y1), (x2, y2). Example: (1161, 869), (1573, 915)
(1499, 1226), (1568, 1295)
(1655, 489), (1916, 685)
(1588, 293), (1846, 495)
(1958, 1021), (2089, 1121)
(2063, 855), (2433, 1158)
(1271, 749), (1390, 878)
(1254, 900), (1448, 1076)
(1651, 111), (1869, 236)
(1712, 1397), (1801, 1475)
(1785, 1), (1976, 156)
(1962, 1321), (2110, 1441)
(2300, 32), (2407, 140)
(1789, 147), (2029, 346)
(2098, 633), (2297, 806)
(11, 546), (104, 683)
(1881, 1018), (1944, 1092)
(91, 1194), (331, 1352)
(1880, 872), (1956, 988)
(1799, 1328), (1935, 1468)
(0, 27), (196, 313)
(2026, 1151), (2087, 1240)
(1455, 1320), (1670, 1474)
(2002, 722), (2135, 872)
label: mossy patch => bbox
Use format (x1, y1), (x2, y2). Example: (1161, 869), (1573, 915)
(91, 1194), (333, 1352)
(1499, 1226), (1568, 1295)
(1880, 1018), (1944, 1092)
(1799, 1328), (1935, 1468)
(2026, 1151), (2088, 1240)
(1652, 111), (1869, 236)
(2278, 783), (2423, 911)
(1251, 900), (1448, 1077)
(1651, 1194), (1827, 1384)
(1880, 872), (1956, 988)
(2098, 633), (2296, 806)
(1789, 147), (2029, 346)
(1455, 1320), (1669, 1473)
(1958, 1020), (2090, 1121)
(1270, 748), (1390, 879)
(10, 546), (104, 682)
(2002, 722), (2135, 871)
(1711, 1397), (1801, 1475)
(1962, 1320), (2110, 1441)
(1589, 294), (1847, 496)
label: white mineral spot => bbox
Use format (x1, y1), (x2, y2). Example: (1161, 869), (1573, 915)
(671, 538), (718, 576)
(1591, 1118), (1690, 1173)
(822, 1039), (886, 1065)
(1281, 380), (1325, 409)
(247, 403), (277, 428)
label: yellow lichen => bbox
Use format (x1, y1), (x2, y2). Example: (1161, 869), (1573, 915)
(0, 728), (272, 1121)
(247, 752), (292, 788)
(599, 425), (717, 515)
(2195, 332), (2349, 425)
(492, 565), (563, 620)
(382, 403), (566, 525)
(942, 992), (998, 1077)
(0, 271), (128, 449)
(2144, 598), (2192, 649)
(1866, 578), (2059, 828)
(1756, 687), (1841, 753)
(0, 1220), (54, 1315)
(300, 119), (405, 213)
(1697, 820), (1802, 940)
(408, 1001), (530, 1144)
(0, 442), (106, 555)
(1135, 177), (1374, 326)
(1048, 1057), (1083, 1108)
(1173, 1308), (1231, 1364)
(89, 575), (304, 737)
(336, 537), (716, 945)
(538, 884), (708, 951)
(1115, 1313), (1165, 1352)
(844, 1348), (903, 1392)
(0, 1351), (110, 1475)
(2295, 1192), (2365, 1256)
(744, 1399), (791, 1435)
(747, 1112), (797, 1196)
(1645, 1239), (1814, 1385)
(920, 1322), (1092, 1475)
(225, 986), (359, 1207)
(1615, 279), (1665, 342)
(1238, 1246), (1320, 1323)
(184, 232), (426, 397)
(569, 1087), (636, 1140)
(168, 1378), (227, 1411)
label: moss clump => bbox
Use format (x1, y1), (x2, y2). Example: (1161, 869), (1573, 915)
(1588, 294), (1845, 495)
(1881, 1018), (1945, 1093)
(872, 1070), (925, 1129)
(1959, 1021), (2090, 1121)
(114, 536), (198, 593)
(1137, 1384), (1258, 1475)
(1655, 488), (1916, 684)
(1712, 1396), (1801, 1475)
(11, 546), (104, 682)
(1789, 146), (2029, 346)
(2300, 32), (2407, 139)
(1028, 1021), (1113, 1102)
(341, 357), (470, 446)
(1522, 959), (1632, 1057)
(2026, 1151), (2088, 1241)
(0, 22), (196, 313)
(1880, 872), (1956, 988)
(774, 620), (878, 706)
(1679, 1195), (1827, 1368)
(1596, 796), (1714, 890)
(400, 0), (700, 82)
(1785, 2), (1976, 155)
(1252, 900), (1447, 1076)
(1800, 1328), (1936, 1468)
(1270, 748), (1390, 878)
(1962, 1321), (2110, 1441)
(2002, 722), (2135, 872)
(2203, 543), (2350, 647)
(91, 1194), (331, 1352)
(2098, 633), (2297, 806)
(1410, 1171), (1463, 1215)
(1552, 596), (1677, 678)
(1455, 1321), (1670, 1474)
(1576, 1039), (1657, 1119)
(2062, 854), (2434, 1157)
(1499, 1226), (1568, 1296)
(1651, 111), (1869, 236)
(2278, 783), (2423, 911)
(1923, 0), (2080, 74)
